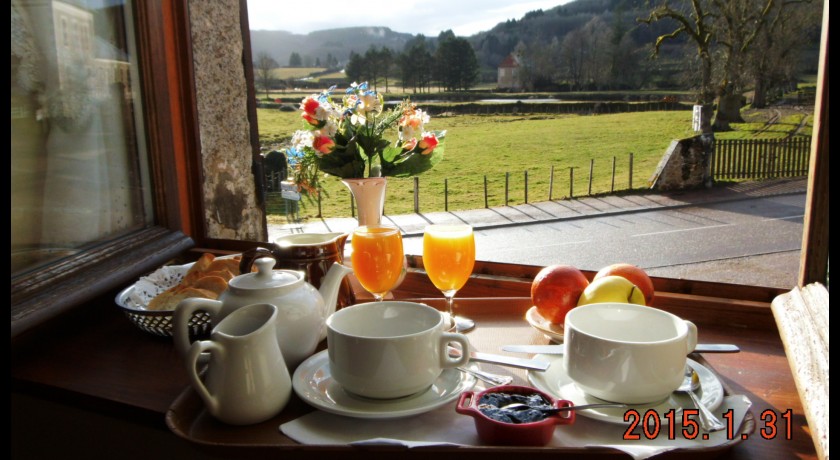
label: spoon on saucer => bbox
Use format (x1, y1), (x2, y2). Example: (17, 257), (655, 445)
(458, 367), (513, 387)
(676, 367), (726, 432)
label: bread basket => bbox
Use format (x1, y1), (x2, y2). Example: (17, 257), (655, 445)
(115, 283), (213, 337)
(114, 257), (233, 337)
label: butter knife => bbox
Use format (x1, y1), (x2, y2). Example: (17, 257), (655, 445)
(448, 347), (550, 371)
(501, 343), (740, 355)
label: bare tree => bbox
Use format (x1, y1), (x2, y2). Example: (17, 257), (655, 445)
(639, 1), (716, 133)
(254, 52), (278, 99)
(749, 0), (822, 107)
(640, 0), (818, 131)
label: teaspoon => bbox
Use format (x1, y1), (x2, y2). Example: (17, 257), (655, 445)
(501, 401), (628, 414)
(676, 367), (726, 432)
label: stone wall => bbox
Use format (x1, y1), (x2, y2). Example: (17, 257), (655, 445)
(649, 134), (714, 191)
(188, 0), (265, 241)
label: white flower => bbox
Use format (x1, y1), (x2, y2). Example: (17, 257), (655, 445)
(321, 119), (338, 138)
(358, 93), (382, 114)
(292, 130), (315, 149)
(314, 104), (331, 121)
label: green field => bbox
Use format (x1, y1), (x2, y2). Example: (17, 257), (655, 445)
(272, 67), (326, 79)
(260, 105), (812, 224)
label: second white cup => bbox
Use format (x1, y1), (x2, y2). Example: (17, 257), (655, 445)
(563, 302), (698, 404)
(326, 301), (471, 399)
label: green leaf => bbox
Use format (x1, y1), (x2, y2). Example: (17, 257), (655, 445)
(381, 145), (404, 163)
(317, 145), (366, 178)
(381, 142), (445, 178)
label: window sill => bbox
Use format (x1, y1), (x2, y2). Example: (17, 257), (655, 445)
(12, 227), (195, 342)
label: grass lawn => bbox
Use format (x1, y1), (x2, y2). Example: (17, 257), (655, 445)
(259, 103), (812, 224)
(262, 110), (697, 223)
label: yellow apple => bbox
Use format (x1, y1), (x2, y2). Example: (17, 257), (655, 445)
(577, 275), (646, 306)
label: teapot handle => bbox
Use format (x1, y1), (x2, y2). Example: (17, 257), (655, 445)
(173, 297), (224, 358)
(239, 246), (278, 274)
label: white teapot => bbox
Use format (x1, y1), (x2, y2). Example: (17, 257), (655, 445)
(173, 257), (353, 369)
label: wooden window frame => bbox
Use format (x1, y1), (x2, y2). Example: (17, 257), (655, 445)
(12, 0), (828, 342)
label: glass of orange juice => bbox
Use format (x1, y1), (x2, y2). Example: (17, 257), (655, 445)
(423, 224), (476, 332)
(351, 225), (405, 301)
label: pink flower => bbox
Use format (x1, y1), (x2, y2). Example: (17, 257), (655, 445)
(301, 112), (320, 126)
(401, 138), (418, 151)
(417, 133), (439, 155)
(300, 97), (323, 126)
(313, 135), (335, 154)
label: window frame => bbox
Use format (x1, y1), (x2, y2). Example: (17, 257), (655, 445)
(11, 0), (827, 340)
(10, 1), (206, 340)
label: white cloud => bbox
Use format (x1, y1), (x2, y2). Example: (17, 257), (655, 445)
(247, 0), (570, 36)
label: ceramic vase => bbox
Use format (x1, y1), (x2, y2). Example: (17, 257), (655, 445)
(341, 177), (386, 226)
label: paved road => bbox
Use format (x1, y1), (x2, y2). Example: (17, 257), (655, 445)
(270, 178), (808, 289)
(401, 193), (804, 288)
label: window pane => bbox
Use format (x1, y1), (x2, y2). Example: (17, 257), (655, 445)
(11, 0), (152, 276)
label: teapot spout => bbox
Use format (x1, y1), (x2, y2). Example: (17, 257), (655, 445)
(319, 262), (354, 318)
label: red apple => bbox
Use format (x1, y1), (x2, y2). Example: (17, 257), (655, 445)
(531, 265), (590, 325)
(593, 263), (655, 306)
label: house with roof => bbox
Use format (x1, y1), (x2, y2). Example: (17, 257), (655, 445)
(497, 53), (521, 90)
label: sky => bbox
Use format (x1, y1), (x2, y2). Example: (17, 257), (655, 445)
(247, 0), (573, 37)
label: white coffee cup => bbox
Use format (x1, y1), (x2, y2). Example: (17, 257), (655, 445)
(326, 301), (471, 399)
(563, 303), (698, 404)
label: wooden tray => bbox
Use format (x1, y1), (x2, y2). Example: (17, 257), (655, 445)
(165, 297), (755, 459)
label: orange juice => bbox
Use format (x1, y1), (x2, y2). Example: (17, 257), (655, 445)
(423, 225), (475, 294)
(351, 225), (405, 298)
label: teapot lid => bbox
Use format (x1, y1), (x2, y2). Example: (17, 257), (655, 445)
(230, 257), (302, 289)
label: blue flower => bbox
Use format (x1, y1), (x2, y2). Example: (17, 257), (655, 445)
(286, 146), (304, 166)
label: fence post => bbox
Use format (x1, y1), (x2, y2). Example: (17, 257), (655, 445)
(569, 167), (574, 198)
(611, 156), (616, 192)
(444, 178), (449, 212)
(484, 175), (489, 208)
(549, 166), (555, 201)
(414, 176), (420, 213)
(524, 170), (529, 203)
(628, 153), (634, 189)
(588, 159), (594, 196)
(505, 172), (510, 205)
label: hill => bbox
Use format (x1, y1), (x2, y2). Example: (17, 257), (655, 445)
(248, 0), (684, 88)
(250, 26), (416, 68)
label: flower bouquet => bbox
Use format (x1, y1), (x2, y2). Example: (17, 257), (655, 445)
(287, 82), (445, 194)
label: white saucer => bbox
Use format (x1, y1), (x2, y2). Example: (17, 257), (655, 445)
(292, 350), (478, 419)
(527, 356), (724, 425)
(526, 306), (564, 342)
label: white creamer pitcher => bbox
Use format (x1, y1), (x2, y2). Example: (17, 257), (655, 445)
(185, 303), (292, 425)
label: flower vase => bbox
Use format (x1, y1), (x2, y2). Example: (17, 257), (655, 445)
(342, 177), (387, 226)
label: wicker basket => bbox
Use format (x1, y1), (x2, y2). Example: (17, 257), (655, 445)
(115, 284), (214, 337)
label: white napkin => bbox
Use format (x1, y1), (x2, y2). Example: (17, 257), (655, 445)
(281, 394), (751, 459)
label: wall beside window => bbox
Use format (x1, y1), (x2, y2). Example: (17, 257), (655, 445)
(188, 0), (264, 241)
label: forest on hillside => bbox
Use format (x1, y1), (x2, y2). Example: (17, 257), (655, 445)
(251, 0), (823, 114)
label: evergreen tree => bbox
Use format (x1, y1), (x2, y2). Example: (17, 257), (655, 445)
(289, 52), (303, 67)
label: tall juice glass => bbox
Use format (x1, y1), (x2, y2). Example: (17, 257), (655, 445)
(423, 224), (476, 332)
(351, 225), (405, 301)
